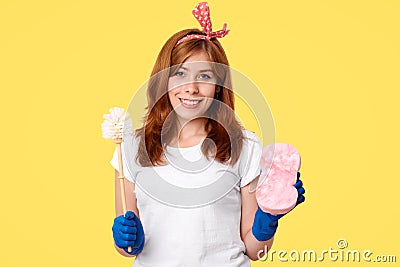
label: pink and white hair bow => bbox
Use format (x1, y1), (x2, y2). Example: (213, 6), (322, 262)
(175, 2), (230, 47)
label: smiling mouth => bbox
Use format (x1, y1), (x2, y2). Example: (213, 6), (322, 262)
(179, 98), (202, 106)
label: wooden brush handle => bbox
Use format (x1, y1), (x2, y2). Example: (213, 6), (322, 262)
(116, 141), (132, 253)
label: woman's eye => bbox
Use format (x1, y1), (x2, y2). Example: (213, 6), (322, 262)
(199, 73), (211, 79)
(175, 71), (184, 77)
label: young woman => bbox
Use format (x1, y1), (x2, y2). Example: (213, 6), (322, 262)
(110, 2), (305, 266)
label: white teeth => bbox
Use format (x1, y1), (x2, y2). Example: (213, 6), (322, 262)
(181, 99), (200, 105)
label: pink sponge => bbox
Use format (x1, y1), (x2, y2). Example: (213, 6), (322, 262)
(256, 143), (301, 215)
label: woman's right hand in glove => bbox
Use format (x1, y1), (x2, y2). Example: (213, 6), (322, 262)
(112, 211), (145, 255)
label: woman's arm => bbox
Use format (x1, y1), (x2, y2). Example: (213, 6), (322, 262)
(114, 169), (140, 257)
(240, 176), (274, 261)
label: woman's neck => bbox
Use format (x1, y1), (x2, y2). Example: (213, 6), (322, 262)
(171, 117), (208, 147)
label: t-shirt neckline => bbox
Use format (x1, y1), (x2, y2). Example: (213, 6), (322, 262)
(166, 138), (205, 150)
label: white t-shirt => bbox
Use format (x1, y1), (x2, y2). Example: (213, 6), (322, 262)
(110, 129), (262, 267)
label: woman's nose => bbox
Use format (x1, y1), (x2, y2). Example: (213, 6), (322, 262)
(184, 82), (199, 94)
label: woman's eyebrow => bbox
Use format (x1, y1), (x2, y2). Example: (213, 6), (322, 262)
(179, 66), (214, 72)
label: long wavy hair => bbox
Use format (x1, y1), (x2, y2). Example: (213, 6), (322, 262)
(136, 28), (245, 166)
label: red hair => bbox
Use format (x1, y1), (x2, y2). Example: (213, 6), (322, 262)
(136, 28), (245, 166)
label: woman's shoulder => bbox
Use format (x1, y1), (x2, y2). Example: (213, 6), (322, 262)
(241, 129), (262, 145)
(238, 129), (262, 160)
(120, 132), (141, 158)
(235, 129), (263, 185)
(122, 132), (140, 146)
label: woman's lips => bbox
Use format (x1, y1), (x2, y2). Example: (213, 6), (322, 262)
(179, 98), (202, 109)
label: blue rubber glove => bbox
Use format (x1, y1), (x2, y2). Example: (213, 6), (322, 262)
(252, 172), (306, 241)
(112, 211), (145, 255)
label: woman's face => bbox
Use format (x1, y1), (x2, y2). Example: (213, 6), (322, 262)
(167, 50), (217, 122)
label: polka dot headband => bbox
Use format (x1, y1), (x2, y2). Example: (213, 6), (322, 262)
(175, 2), (230, 47)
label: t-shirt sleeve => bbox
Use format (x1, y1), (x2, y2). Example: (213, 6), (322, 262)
(109, 134), (141, 184)
(239, 130), (263, 188)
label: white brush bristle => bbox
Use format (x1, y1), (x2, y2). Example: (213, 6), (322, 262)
(101, 107), (133, 139)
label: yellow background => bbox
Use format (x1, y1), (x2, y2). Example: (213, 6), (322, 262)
(1, 0), (399, 266)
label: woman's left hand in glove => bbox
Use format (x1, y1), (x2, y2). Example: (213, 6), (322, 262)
(251, 172), (305, 241)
